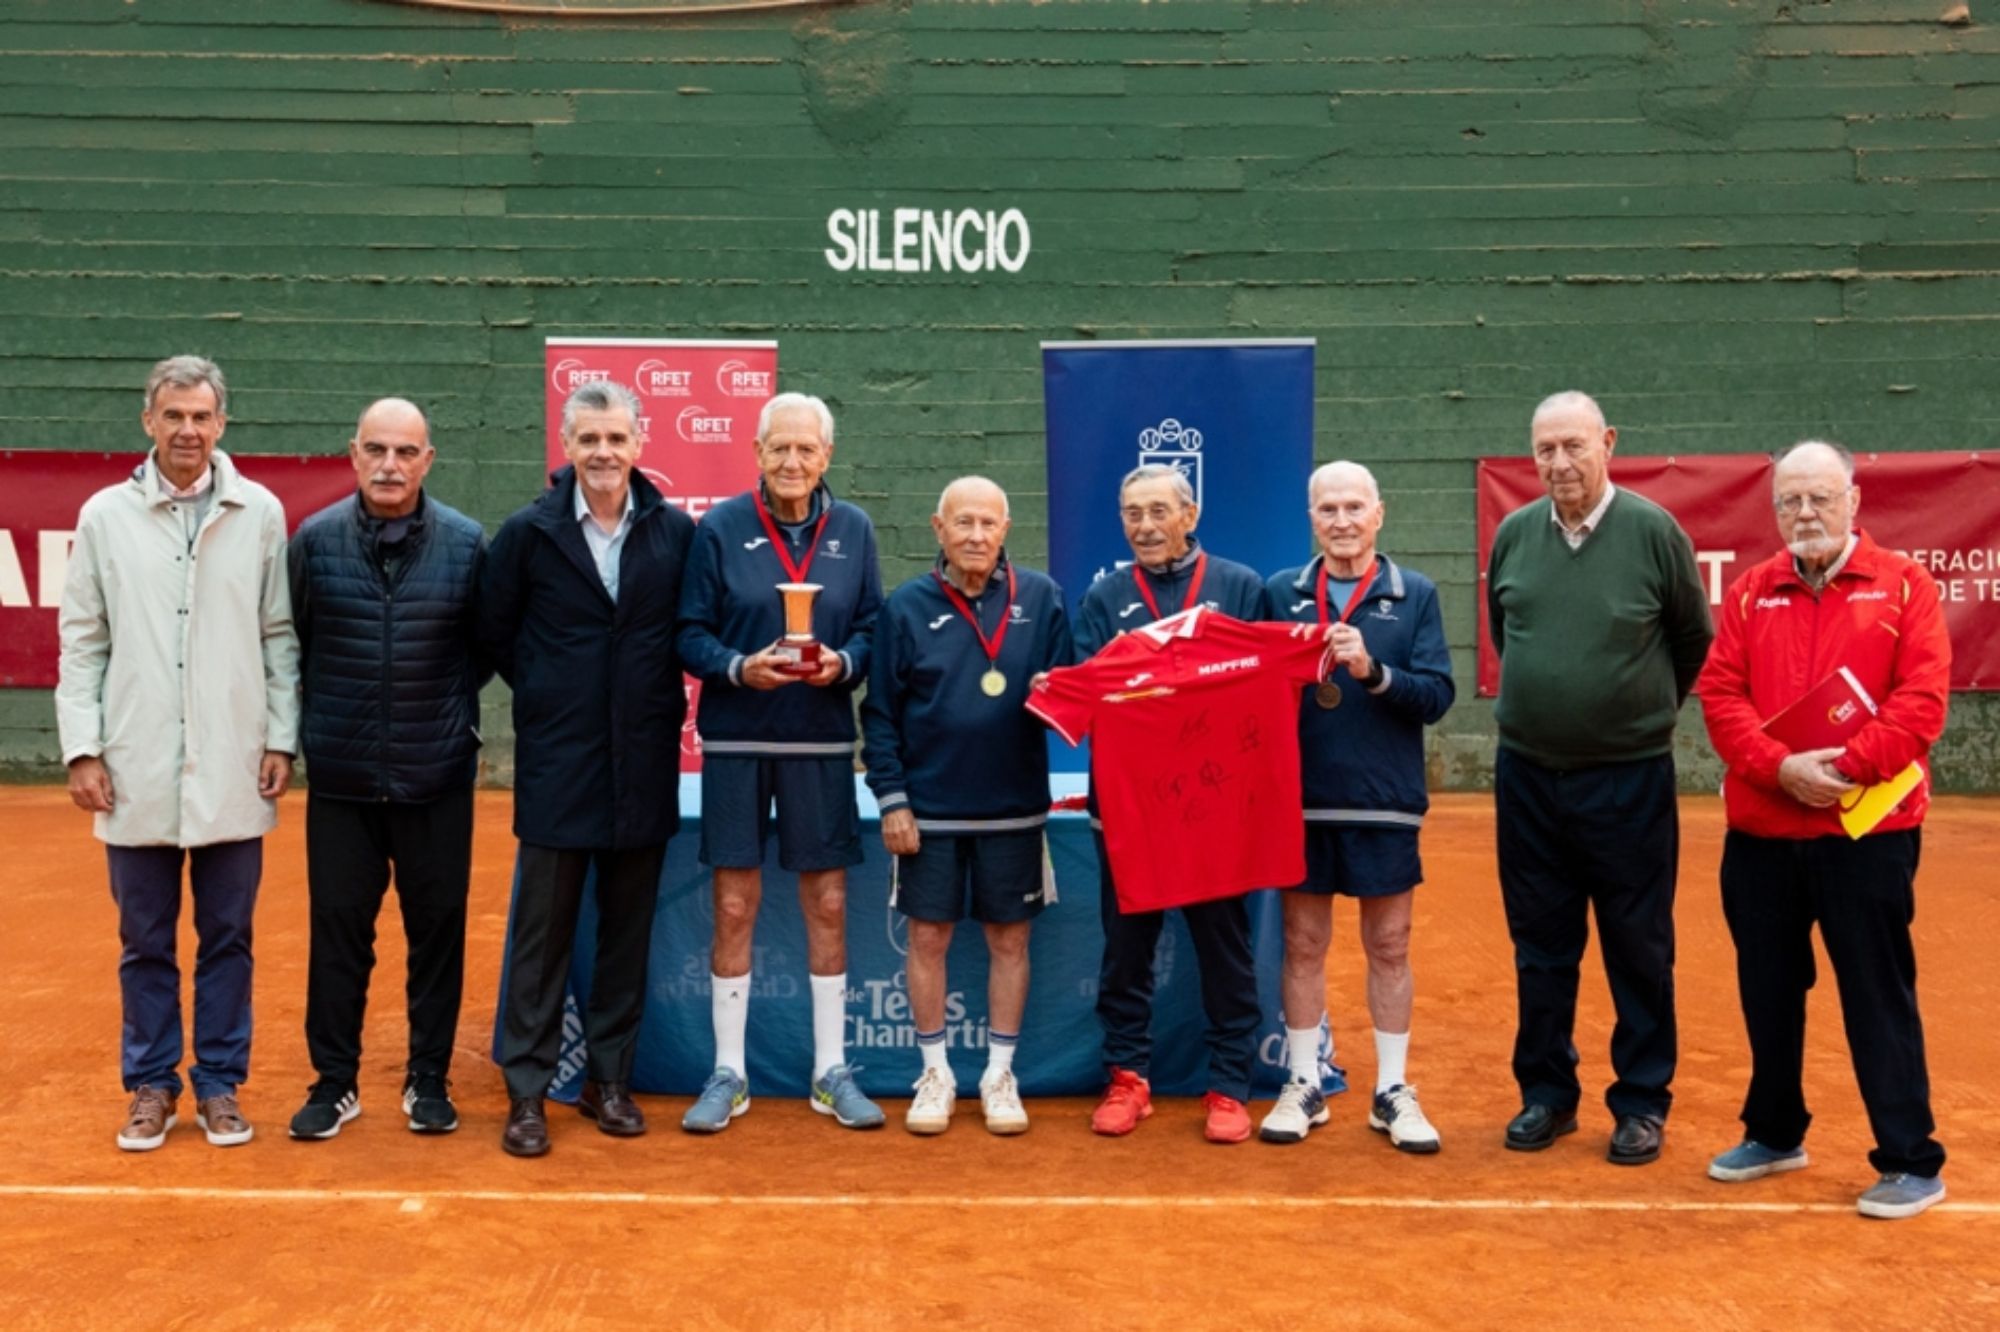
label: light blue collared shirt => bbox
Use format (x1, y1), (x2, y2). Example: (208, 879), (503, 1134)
(575, 482), (635, 602)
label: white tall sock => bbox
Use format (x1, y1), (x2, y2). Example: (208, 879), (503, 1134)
(711, 972), (750, 1078)
(1286, 1022), (1323, 1085)
(916, 1028), (950, 1075)
(810, 973), (848, 1080)
(985, 1030), (1018, 1078)
(1375, 1028), (1410, 1092)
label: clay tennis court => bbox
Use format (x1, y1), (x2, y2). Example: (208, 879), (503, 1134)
(4, 787), (1994, 1329)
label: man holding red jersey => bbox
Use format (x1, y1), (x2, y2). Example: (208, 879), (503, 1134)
(1697, 439), (1950, 1220)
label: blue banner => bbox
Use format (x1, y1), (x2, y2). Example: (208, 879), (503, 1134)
(1041, 338), (1317, 772)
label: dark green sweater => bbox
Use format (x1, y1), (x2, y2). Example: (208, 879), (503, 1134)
(1488, 488), (1714, 768)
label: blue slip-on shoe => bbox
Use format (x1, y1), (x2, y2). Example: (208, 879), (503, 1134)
(681, 1067), (750, 1134)
(1857, 1172), (1946, 1220)
(1708, 1139), (1808, 1182)
(811, 1064), (886, 1129)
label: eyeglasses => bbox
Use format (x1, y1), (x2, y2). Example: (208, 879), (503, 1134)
(1774, 490), (1849, 517)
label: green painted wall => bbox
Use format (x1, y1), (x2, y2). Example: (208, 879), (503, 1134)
(4, 0), (1997, 788)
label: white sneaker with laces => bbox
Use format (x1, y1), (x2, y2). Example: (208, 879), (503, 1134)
(1258, 1077), (1329, 1144)
(1368, 1083), (1441, 1154)
(905, 1066), (955, 1136)
(979, 1069), (1029, 1136)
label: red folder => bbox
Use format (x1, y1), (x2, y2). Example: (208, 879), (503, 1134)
(1762, 666), (1877, 750)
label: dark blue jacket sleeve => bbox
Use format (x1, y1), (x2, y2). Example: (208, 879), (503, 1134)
(832, 518), (883, 687)
(1074, 583), (1113, 661)
(858, 598), (909, 810)
(475, 516), (526, 688)
(1043, 584), (1076, 672)
(1377, 579), (1455, 726)
(673, 521), (742, 685)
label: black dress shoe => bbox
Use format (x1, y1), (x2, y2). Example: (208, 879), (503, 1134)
(502, 1097), (550, 1158)
(1504, 1104), (1579, 1152)
(578, 1081), (647, 1137)
(1609, 1114), (1664, 1166)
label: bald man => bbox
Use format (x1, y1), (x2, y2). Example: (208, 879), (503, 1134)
(1487, 392), (1712, 1165)
(1697, 440), (1949, 1219)
(1262, 463), (1454, 1151)
(286, 398), (490, 1140)
(861, 477), (1073, 1135)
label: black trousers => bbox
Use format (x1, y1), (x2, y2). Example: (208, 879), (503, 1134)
(1093, 832), (1260, 1102)
(305, 788), (474, 1088)
(497, 842), (666, 1101)
(1720, 828), (1944, 1177)
(1494, 748), (1679, 1122)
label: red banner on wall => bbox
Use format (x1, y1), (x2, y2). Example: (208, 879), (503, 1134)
(0, 450), (357, 689)
(544, 338), (778, 769)
(1476, 451), (2000, 695)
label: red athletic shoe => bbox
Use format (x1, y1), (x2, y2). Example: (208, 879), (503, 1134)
(1091, 1068), (1153, 1136)
(1203, 1091), (1252, 1144)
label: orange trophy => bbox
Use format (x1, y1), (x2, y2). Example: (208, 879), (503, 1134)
(773, 581), (823, 676)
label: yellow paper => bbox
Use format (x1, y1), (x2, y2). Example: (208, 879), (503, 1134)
(1838, 762), (1924, 840)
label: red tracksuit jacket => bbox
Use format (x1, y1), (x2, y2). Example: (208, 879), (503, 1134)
(1696, 529), (1950, 840)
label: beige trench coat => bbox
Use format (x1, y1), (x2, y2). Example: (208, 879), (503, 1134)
(55, 449), (301, 848)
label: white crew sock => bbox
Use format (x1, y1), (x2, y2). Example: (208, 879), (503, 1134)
(1375, 1028), (1410, 1092)
(711, 973), (750, 1078)
(1286, 1022), (1323, 1085)
(985, 1030), (1018, 1079)
(916, 1028), (950, 1076)
(810, 973), (849, 1080)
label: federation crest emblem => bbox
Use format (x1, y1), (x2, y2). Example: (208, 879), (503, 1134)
(1138, 418), (1205, 509)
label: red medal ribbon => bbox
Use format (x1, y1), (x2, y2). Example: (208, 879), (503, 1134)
(752, 485), (833, 584)
(1315, 556), (1378, 627)
(932, 562), (1017, 667)
(1133, 550), (1207, 623)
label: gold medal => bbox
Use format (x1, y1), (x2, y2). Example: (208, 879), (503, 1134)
(981, 669), (1008, 697)
(1315, 682), (1343, 710)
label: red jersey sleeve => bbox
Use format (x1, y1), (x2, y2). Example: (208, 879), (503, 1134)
(1697, 575), (1791, 792)
(1240, 618), (1337, 686)
(1026, 658), (1106, 748)
(1839, 563), (1951, 786)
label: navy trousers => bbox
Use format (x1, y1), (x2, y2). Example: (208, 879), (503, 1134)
(1093, 832), (1259, 1101)
(1720, 828), (1945, 1178)
(304, 787), (474, 1088)
(497, 842), (667, 1101)
(1494, 749), (1679, 1122)
(105, 838), (263, 1100)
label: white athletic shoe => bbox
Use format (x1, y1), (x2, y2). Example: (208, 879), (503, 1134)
(905, 1066), (956, 1136)
(1368, 1083), (1441, 1154)
(979, 1069), (1029, 1136)
(1258, 1077), (1330, 1144)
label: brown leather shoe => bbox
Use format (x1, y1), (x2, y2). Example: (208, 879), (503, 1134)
(196, 1091), (255, 1147)
(116, 1086), (179, 1152)
(578, 1080), (647, 1137)
(502, 1098), (550, 1157)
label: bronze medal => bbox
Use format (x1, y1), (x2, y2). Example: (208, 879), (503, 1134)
(981, 669), (1008, 697)
(1315, 681), (1343, 710)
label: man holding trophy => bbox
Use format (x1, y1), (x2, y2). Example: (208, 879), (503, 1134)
(676, 391), (887, 1132)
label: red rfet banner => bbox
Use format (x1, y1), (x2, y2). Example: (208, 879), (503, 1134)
(1476, 451), (2000, 695)
(0, 450), (356, 688)
(544, 338), (777, 769)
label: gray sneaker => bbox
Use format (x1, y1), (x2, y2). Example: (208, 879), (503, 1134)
(1708, 1139), (1807, 1182)
(811, 1064), (886, 1129)
(681, 1067), (750, 1134)
(1857, 1172), (1946, 1220)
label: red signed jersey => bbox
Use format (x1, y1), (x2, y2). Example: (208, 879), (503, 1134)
(1028, 608), (1331, 912)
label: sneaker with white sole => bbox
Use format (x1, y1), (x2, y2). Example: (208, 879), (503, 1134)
(1708, 1139), (1807, 1182)
(1368, 1083), (1441, 1154)
(289, 1083), (359, 1141)
(905, 1067), (955, 1136)
(402, 1073), (458, 1134)
(811, 1064), (886, 1129)
(115, 1086), (178, 1152)
(196, 1091), (255, 1147)
(1259, 1078), (1329, 1145)
(681, 1067), (749, 1134)
(1857, 1172), (1946, 1220)
(979, 1069), (1029, 1136)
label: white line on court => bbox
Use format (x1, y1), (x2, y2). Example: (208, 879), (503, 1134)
(1, 1183), (1994, 1215)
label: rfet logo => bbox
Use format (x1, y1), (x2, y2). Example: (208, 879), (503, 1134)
(717, 358), (774, 398)
(1828, 699), (1860, 727)
(549, 357), (611, 394)
(676, 406), (734, 445)
(1139, 417), (1204, 509)
(634, 359), (694, 398)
